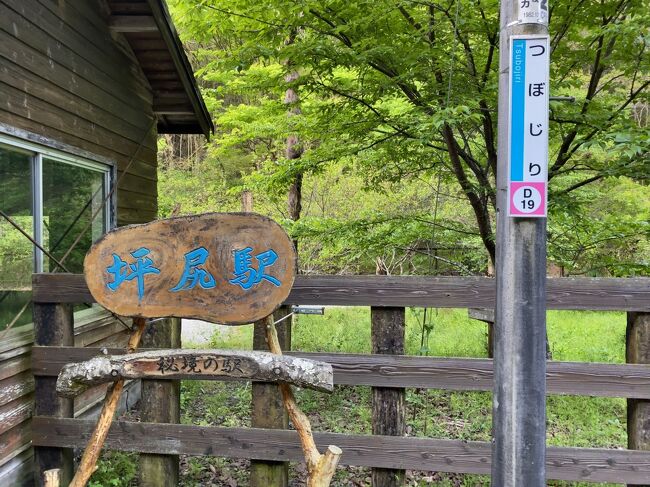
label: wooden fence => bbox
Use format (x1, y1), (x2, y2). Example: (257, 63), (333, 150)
(28, 273), (650, 485)
(0, 307), (137, 485)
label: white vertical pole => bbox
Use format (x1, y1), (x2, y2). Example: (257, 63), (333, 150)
(493, 0), (549, 485)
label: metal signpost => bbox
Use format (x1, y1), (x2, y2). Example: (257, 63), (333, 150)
(493, 0), (549, 486)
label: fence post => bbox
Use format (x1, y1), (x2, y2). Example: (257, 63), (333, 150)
(139, 317), (181, 487)
(251, 306), (291, 487)
(626, 312), (650, 487)
(33, 302), (74, 487)
(468, 308), (495, 358)
(371, 306), (406, 487)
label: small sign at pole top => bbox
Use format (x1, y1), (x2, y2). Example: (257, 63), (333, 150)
(83, 213), (297, 325)
(508, 35), (549, 218)
(518, 0), (548, 25)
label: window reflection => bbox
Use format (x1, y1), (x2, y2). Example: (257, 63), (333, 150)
(0, 145), (110, 331)
(0, 146), (33, 328)
(43, 158), (106, 274)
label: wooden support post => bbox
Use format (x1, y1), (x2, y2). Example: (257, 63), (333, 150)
(139, 317), (181, 487)
(264, 317), (341, 486)
(33, 303), (74, 487)
(468, 308), (495, 358)
(627, 312), (650, 487)
(251, 306), (291, 487)
(68, 318), (148, 487)
(43, 469), (61, 487)
(371, 307), (405, 487)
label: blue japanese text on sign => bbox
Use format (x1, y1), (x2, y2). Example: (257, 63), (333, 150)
(84, 213), (297, 325)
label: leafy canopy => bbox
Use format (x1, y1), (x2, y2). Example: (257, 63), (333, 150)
(167, 0), (649, 275)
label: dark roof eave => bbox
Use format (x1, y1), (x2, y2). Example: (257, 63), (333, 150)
(146, 0), (214, 139)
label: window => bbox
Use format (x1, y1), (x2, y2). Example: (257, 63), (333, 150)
(0, 134), (113, 330)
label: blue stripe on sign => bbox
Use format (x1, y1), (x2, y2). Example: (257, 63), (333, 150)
(510, 39), (526, 181)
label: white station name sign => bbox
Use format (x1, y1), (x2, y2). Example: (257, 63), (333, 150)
(508, 35), (549, 218)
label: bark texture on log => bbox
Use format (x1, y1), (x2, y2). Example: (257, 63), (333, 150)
(371, 307), (406, 487)
(264, 316), (342, 487)
(57, 349), (334, 397)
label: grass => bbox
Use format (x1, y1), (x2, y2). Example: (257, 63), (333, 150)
(91, 307), (628, 486)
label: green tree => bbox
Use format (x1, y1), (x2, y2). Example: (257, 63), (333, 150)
(169, 0), (649, 273)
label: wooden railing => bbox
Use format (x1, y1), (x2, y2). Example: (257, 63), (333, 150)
(29, 273), (650, 485)
(32, 273), (650, 310)
(0, 308), (134, 486)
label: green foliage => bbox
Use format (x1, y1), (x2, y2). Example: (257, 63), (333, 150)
(164, 0), (649, 276)
(549, 177), (650, 276)
(0, 217), (33, 290)
(158, 164), (241, 217)
(88, 451), (137, 487)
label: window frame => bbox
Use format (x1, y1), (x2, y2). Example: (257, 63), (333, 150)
(0, 130), (115, 273)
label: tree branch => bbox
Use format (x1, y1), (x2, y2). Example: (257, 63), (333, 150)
(264, 317), (341, 486)
(441, 124), (495, 264)
(554, 174), (605, 195)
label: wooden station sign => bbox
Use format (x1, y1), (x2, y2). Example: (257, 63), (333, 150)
(84, 213), (297, 325)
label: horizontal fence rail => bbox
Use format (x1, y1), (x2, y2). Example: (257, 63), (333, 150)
(32, 273), (650, 311)
(32, 346), (650, 399)
(31, 417), (650, 484)
(28, 273), (650, 485)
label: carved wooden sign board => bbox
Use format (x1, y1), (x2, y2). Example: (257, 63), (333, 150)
(84, 213), (297, 325)
(73, 213), (338, 487)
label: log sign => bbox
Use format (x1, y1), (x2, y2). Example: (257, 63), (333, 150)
(57, 349), (334, 397)
(84, 213), (297, 324)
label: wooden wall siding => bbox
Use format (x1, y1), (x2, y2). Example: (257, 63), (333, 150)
(0, 447), (32, 486)
(0, 311), (132, 485)
(0, 0), (160, 473)
(0, 0), (159, 225)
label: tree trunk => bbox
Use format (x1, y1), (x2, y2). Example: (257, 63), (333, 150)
(285, 68), (303, 251)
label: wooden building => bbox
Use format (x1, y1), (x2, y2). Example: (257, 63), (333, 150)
(0, 1), (213, 484)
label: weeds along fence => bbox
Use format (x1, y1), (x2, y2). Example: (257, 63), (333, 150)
(28, 274), (650, 485)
